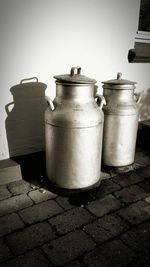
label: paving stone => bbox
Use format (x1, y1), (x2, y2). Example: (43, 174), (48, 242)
(91, 179), (121, 198)
(0, 186), (11, 201)
(6, 222), (56, 255)
(132, 162), (143, 170)
(139, 179), (150, 192)
(130, 250), (150, 267)
(65, 260), (84, 267)
(68, 192), (97, 207)
(112, 164), (137, 174)
(7, 180), (32, 195)
(28, 189), (56, 203)
(109, 163), (143, 177)
(137, 166), (150, 178)
(135, 151), (150, 166)
(84, 249), (107, 267)
(84, 239), (136, 267)
(55, 196), (75, 210)
(87, 194), (122, 217)
(42, 230), (95, 266)
(0, 248), (51, 267)
(120, 221), (150, 252)
(83, 213), (129, 244)
(49, 207), (94, 235)
(101, 166), (118, 178)
(114, 185), (148, 204)
(0, 239), (11, 263)
(0, 194), (33, 217)
(118, 200), (150, 225)
(19, 199), (63, 224)
(145, 196), (150, 204)
(112, 172), (144, 188)
(0, 213), (24, 237)
(100, 171), (111, 180)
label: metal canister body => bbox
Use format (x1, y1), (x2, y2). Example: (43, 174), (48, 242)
(102, 73), (139, 167)
(45, 67), (104, 189)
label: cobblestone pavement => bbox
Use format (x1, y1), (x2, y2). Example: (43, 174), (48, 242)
(0, 149), (150, 266)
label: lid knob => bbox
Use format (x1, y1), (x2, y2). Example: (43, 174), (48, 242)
(117, 72), (122, 80)
(70, 66), (81, 76)
(54, 66), (96, 83)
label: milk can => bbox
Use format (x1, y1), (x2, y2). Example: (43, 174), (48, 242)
(45, 67), (104, 190)
(102, 72), (140, 167)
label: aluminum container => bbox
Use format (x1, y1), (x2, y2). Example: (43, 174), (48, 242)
(45, 67), (105, 189)
(102, 72), (140, 167)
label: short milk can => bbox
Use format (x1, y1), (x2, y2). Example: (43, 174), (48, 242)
(102, 72), (140, 167)
(45, 67), (104, 189)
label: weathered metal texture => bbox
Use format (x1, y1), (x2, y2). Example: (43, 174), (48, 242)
(102, 73), (139, 167)
(45, 67), (104, 189)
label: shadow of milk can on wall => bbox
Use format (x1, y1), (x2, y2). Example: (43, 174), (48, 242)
(45, 67), (105, 190)
(5, 77), (47, 157)
(102, 72), (141, 167)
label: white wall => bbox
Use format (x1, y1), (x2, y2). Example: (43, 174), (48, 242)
(0, 0), (150, 160)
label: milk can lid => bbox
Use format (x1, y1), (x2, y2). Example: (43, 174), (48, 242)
(102, 72), (137, 85)
(54, 66), (97, 84)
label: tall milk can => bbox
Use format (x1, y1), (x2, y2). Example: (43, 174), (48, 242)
(45, 67), (104, 189)
(102, 72), (140, 167)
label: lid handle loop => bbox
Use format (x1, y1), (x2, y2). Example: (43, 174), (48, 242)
(70, 66), (81, 76)
(117, 72), (122, 80)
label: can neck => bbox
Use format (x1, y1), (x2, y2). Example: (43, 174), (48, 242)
(103, 89), (135, 102)
(56, 84), (95, 99)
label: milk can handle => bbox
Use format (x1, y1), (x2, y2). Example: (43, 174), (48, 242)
(20, 77), (38, 84)
(95, 94), (106, 109)
(70, 66), (81, 76)
(134, 92), (142, 104)
(45, 96), (55, 111)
